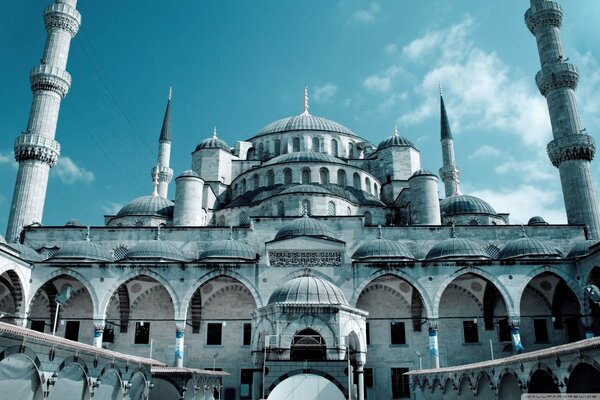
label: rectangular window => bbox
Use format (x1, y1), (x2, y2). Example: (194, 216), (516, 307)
(498, 319), (511, 342)
(463, 321), (479, 343)
(390, 322), (406, 345)
(364, 368), (373, 387)
(30, 320), (45, 333)
(134, 322), (150, 344)
(65, 320), (80, 342)
(207, 323), (223, 345)
(366, 322), (371, 345)
(240, 369), (253, 399)
(104, 328), (115, 343)
(243, 323), (252, 346)
(391, 368), (410, 399)
(534, 319), (549, 343)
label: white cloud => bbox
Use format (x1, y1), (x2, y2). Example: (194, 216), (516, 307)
(402, 17), (474, 61)
(0, 151), (17, 170)
(384, 43), (397, 55)
(53, 157), (95, 185)
(469, 145), (501, 160)
(363, 65), (404, 93)
(352, 3), (380, 24)
(379, 91), (408, 110)
(574, 50), (600, 128)
(312, 83), (338, 103)
(494, 158), (555, 182)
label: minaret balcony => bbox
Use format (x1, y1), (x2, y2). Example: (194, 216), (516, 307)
(535, 63), (578, 96)
(14, 133), (61, 167)
(547, 133), (595, 167)
(525, 1), (562, 34)
(30, 65), (72, 98)
(44, 2), (81, 37)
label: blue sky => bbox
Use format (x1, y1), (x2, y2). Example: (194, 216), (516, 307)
(1, 1), (600, 232)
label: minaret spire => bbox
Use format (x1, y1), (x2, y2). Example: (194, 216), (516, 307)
(151, 87), (174, 199)
(526, 0), (600, 238)
(6, 0), (81, 242)
(302, 86), (310, 116)
(438, 87), (461, 197)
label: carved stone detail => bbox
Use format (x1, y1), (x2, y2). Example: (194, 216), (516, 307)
(30, 65), (72, 98)
(152, 165), (174, 183)
(14, 133), (61, 166)
(547, 134), (596, 167)
(535, 63), (579, 96)
(269, 251), (342, 267)
(44, 3), (81, 37)
(525, 2), (563, 34)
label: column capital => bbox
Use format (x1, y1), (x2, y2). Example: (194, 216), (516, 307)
(175, 320), (187, 332)
(509, 316), (521, 328)
(428, 319), (438, 330)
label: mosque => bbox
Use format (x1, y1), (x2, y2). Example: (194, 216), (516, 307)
(1, 0), (600, 399)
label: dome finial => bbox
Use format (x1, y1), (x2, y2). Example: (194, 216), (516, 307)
(450, 222), (457, 238)
(438, 81), (443, 97)
(228, 225), (234, 240)
(213, 126), (218, 139)
(85, 226), (90, 241)
(302, 85), (310, 116)
(394, 124), (399, 137)
(377, 224), (383, 239)
(168, 86), (173, 101)
(156, 224), (162, 241)
(520, 224), (527, 238)
(151, 165), (159, 196)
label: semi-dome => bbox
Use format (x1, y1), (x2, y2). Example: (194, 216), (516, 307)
(280, 184), (332, 196)
(352, 228), (414, 261)
(124, 239), (187, 261)
(410, 169), (435, 178)
(117, 195), (174, 218)
(52, 237), (112, 262)
(268, 276), (348, 306)
(195, 128), (230, 152)
(264, 151), (346, 166)
(567, 239), (598, 259)
(178, 170), (201, 178)
(377, 128), (415, 150)
(527, 216), (549, 226)
(499, 236), (562, 260)
(274, 214), (336, 241)
(7, 243), (44, 262)
(198, 234), (258, 261)
(440, 194), (497, 216)
(253, 113), (357, 139)
(426, 237), (489, 260)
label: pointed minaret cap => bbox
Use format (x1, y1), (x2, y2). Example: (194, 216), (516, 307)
(159, 87), (172, 142)
(440, 82), (453, 141)
(301, 86), (310, 116)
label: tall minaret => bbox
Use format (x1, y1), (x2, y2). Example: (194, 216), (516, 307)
(526, 0), (600, 238)
(151, 88), (174, 199)
(6, 0), (81, 242)
(438, 86), (461, 198)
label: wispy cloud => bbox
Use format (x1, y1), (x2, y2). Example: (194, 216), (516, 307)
(384, 43), (397, 55)
(53, 157), (95, 185)
(102, 201), (123, 215)
(574, 50), (600, 128)
(352, 3), (380, 24)
(0, 151), (17, 170)
(363, 65), (404, 93)
(468, 145), (501, 160)
(312, 83), (338, 103)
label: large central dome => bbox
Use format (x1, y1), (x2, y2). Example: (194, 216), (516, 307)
(251, 113), (358, 140)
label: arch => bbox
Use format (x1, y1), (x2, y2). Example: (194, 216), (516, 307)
(365, 177), (371, 194)
(312, 137), (320, 152)
(353, 173), (361, 190)
(432, 268), (514, 319)
(293, 137), (301, 152)
(48, 360), (89, 400)
(516, 267), (583, 316)
(149, 377), (180, 400)
(190, 289), (202, 334)
(348, 142), (354, 158)
(457, 375), (475, 400)
(241, 178), (247, 193)
(337, 169), (346, 187)
(247, 148), (256, 161)
(0, 352), (43, 400)
(273, 139), (281, 157)
(291, 328), (326, 361)
(528, 365), (559, 393)
(475, 372), (494, 398)
(279, 315), (336, 352)
(301, 199), (311, 216)
(566, 356), (600, 393)
(239, 211), (250, 226)
(258, 143), (264, 160)
(268, 372), (346, 400)
(127, 371), (148, 400)
(363, 211), (372, 226)
(331, 139), (338, 157)
(497, 370), (521, 400)
(283, 168), (292, 185)
(319, 167), (330, 184)
(301, 168), (311, 184)
(93, 369), (123, 400)
(267, 170), (275, 186)
(442, 378), (458, 400)
(0, 270), (24, 315)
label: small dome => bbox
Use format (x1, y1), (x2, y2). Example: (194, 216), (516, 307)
(280, 184), (332, 195)
(253, 114), (357, 139)
(198, 236), (258, 261)
(410, 169), (435, 178)
(65, 219), (81, 226)
(527, 216), (549, 226)
(274, 215), (336, 241)
(567, 240), (598, 259)
(268, 276), (348, 306)
(177, 170), (201, 178)
(499, 236), (562, 260)
(377, 131), (415, 150)
(52, 239), (112, 262)
(7, 243), (44, 262)
(195, 136), (230, 152)
(440, 194), (497, 216)
(264, 151), (346, 166)
(117, 195), (174, 218)
(426, 237), (489, 260)
(353, 228), (413, 261)
(124, 240), (187, 261)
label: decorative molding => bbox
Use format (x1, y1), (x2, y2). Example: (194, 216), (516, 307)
(29, 65), (72, 98)
(547, 134), (595, 167)
(525, 2), (563, 34)
(43, 3), (81, 37)
(536, 63), (579, 97)
(14, 133), (61, 166)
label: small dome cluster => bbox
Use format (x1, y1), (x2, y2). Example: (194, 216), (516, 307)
(498, 234), (562, 260)
(440, 194), (497, 217)
(8, 243), (44, 262)
(52, 235), (112, 262)
(567, 240), (598, 259)
(268, 276), (348, 306)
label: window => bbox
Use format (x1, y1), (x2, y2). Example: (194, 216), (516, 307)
(207, 323), (223, 345)
(239, 212), (250, 227)
(293, 137), (301, 152)
(390, 322), (406, 345)
(284, 168), (292, 184)
(353, 173), (361, 190)
(364, 368), (373, 387)
(240, 369), (253, 399)
(348, 142), (354, 158)
(252, 174), (259, 190)
(498, 319), (511, 342)
(312, 137), (320, 152)
(565, 318), (581, 342)
(65, 320), (80, 341)
(331, 139), (338, 156)
(319, 168), (329, 184)
(365, 177), (371, 194)
(274, 139), (281, 156)
(337, 169), (346, 186)
(327, 201), (336, 216)
(302, 168), (311, 184)
(113, 244), (128, 261)
(277, 201), (285, 217)
(534, 319), (549, 343)
(258, 143), (264, 160)
(366, 322), (370, 345)
(364, 211), (372, 226)
(104, 328), (115, 343)
(243, 323), (252, 346)
(31, 320), (45, 333)
(134, 322), (150, 344)
(267, 170), (274, 186)
(463, 321), (479, 343)
(391, 368), (410, 399)
(301, 200), (311, 216)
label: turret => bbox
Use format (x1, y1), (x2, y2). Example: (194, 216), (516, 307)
(6, 0), (81, 241)
(438, 87), (461, 198)
(151, 88), (174, 199)
(526, 0), (600, 238)
(408, 170), (441, 225)
(174, 170), (205, 226)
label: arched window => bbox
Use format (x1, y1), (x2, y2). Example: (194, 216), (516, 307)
(252, 174), (260, 190)
(242, 178), (247, 192)
(353, 173), (361, 190)
(301, 199), (311, 216)
(247, 148), (256, 160)
(284, 168), (292, 184)
(291, 329), (325, 361)
(258, 143), (264, 160)
(277, 201), (285, 217)
(239, 211), (250, 226)
(348, 142), (354, 158)
(274, 139), (281, 157)
(293, 137), (301, 152)
(267, 170), (275, 186)
(373, 183), (378, 197)
(365, 177), (371, 194)
(347, 207), (352, 216)
(331, 139), (338, 157)
(364, 211), (372, 226)
(302, 168), (311, 184)
(327, 201), (336, 216)
(319, 168), (329, 184)
(337, 169), (347, 186)
(312, 137), (320, 152)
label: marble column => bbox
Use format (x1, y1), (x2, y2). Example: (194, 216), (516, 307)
(428, 320), (440, 369)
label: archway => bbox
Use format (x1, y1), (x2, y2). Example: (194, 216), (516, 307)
(291, 328), (326, 361)
(497, 372), (521, 400)
(0, 353), (43, 400)
(475, 373), (493, 398)
(0, 270), (24, 322)
(93, 369), (123, 400)
(457, 376), (475, 400)
(567, 362), (600, 393)
(148, 377), (179, 400)
(47, 362), (88, 400)
(267, 373), (345, 400)
(528, 369), (559, 393)
(128, 372), (147, 400)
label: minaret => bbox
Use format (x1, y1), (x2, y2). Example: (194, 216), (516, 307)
(438, 85), (461, 198)
(526, 0), (600, 238)
(151, 87), (174, 199)
(6, 0), (81, 242)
